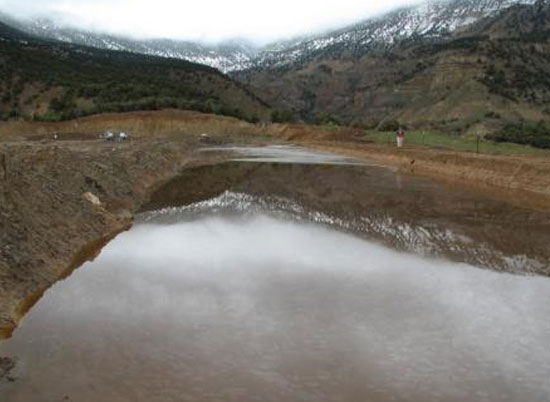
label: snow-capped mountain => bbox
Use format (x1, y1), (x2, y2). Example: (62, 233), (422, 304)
(1, 0), (537, 72)
(7, 17), (258, 73)
(251, 0), (537, 70)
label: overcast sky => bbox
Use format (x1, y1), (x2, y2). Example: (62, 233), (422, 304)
(0, 0), (426, 44)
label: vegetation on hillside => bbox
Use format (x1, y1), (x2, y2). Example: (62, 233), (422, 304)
(236, 1), (550, 148)
(487, 121), (550, 149)
(362, 129), (549, 156)
(0, 22), (270, 123)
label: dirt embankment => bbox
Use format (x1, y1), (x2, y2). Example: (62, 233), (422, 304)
(0, 109), (270, 142)
(309, 142), (550, 211)
(272, 124), (550, 211)
(0, 140), (184, 338)
(0, 111), (273, 340)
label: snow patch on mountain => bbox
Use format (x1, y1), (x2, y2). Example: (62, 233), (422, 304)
(250, 0), (537, 70)
(4, 0), (537, 73)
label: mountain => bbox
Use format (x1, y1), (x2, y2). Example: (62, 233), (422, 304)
(15, 17), (258, 73)
(0, 13), (257, 73)
(0, 0), (537, 73)
(236, 0), (550, 140)
(249, 0), (537, 70)
(1, 0), (548, 143)
(0, 21), (270, 122)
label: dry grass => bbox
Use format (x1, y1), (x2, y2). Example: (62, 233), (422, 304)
(0, 110), (273, 142)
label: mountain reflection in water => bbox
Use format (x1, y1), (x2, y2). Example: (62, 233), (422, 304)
(1, 210), (550, 402)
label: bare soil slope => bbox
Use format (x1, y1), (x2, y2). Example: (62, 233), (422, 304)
(0, 111), (270, 339)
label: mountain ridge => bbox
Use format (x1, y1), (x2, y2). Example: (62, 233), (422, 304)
(0, 20), (270, 122)
(0, 0), (537, 73)
(236, 0), (550, 138)
(2, 0), (549, 146)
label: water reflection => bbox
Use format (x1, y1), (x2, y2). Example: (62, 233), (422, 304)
(143, 146), (550, 275)
(200, 145), (372, 166)
(1, 212), (550, 402)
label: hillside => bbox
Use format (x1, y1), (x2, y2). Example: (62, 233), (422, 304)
(4, 14), (257, 73)
(0, 22), (270, 123)
(1, 0), (549, 146)
(235, 0), (550, 144)
(249, 0), (537, 70)
(2, 1), (536, 73)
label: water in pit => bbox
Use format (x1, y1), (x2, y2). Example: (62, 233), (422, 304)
(1, 146), (550, 402)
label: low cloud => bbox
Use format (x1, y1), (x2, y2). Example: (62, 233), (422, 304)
(0, 0), (426, 44)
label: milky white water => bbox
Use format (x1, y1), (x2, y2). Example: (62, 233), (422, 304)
(1, 210), (549, 402)
(200, 145), (371, 166)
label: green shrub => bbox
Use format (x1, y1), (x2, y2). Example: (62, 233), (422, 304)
(315, 112), (341, 126)
(378, 119), (403, 132)
(486, 121), (550, 149)
(38, 112), (63, 122)
(271, 109), (295, 123)
(485, 111), (502, 119)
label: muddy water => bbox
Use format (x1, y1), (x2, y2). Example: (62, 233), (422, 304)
(1, 146), (550, 402)
(146, 146), (550, 274)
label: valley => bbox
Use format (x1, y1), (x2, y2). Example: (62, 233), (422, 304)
(1, 1), (550, 400)
(1, 0), (550, 146)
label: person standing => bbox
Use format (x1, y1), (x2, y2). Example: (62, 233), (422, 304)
(396, 127), (405, 148)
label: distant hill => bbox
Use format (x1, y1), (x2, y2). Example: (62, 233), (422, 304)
(1, 1), (536, 73)
(2, 0), (549, 148)
(246, 0), (538, 71)
(235, 0), (550, 144)
(3, 14), (258, 73)
(0, 22), (270, 123)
